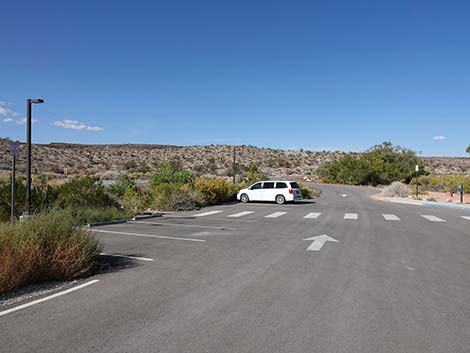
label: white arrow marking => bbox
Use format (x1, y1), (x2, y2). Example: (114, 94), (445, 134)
(341, 194), (347, 198)
(303, 234), (339, 251)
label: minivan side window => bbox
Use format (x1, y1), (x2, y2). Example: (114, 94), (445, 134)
(263, 182), (275, 189)
(290, 182), (300, 189)
(276, 182), (287, 189)
(251, 183), (262, 190)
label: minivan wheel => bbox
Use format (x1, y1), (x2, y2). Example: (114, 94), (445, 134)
(275, 195), (286, 205)
(240, 193), (249, 203)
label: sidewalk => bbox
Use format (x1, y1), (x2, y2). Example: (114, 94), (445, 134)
(373, 195), (470, 211)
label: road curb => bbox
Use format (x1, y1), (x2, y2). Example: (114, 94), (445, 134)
(87, 219), (128, 227)
(132, 213), (163, 221)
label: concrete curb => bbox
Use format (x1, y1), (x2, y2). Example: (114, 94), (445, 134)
(132, 213), (163, 221)
(87, 219), (128, 228)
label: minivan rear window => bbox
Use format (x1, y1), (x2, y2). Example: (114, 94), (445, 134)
(263, 182), (275, 189)
(276, 182), (287, 189)
(290, 182), (300, 189)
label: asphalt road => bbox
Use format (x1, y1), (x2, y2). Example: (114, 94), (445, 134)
(2, 184), (470, 353)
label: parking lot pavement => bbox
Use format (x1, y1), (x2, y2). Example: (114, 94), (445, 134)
(3, 184), (470, 353)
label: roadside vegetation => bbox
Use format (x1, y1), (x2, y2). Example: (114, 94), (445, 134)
(0, 211), (101, 294)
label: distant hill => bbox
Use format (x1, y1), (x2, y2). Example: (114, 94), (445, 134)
(1, 138), (469, 180)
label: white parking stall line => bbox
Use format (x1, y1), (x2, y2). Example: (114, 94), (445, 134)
(265, 212), (287, 218)
(461, 216), (470, 221)
(421, 215), (446, 222)
(0, 280), (99, 318)
(227, 211), (254, 218)
(91, 229), (205, 242)
(383, 214), (400, 221)
(193, 210), (224, 217)
(304, 212), (322, 219)
(99, 253), (154, 262)
(344, 213), (358, 220)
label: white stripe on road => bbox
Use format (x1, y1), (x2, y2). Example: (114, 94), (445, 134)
(304, 212), (322, 219)
(99, 253), (154, 262)
(461, 216), (470, 220)
(193, 210), (223, 217)
(383, 214), (400, 221)
(421, 215), (446, 222)
(0, 280), (99, 318)
(344, 213), (358, 220)
(91, 229), (205, 242)
(227, 211), (254, 218)
(265, 212), (287, 218)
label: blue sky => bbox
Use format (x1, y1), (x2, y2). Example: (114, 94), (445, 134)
(1, 0), (469, 156)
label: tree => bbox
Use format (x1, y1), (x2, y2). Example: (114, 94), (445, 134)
(466, 145), (470, 155)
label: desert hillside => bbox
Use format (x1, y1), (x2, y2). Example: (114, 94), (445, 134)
(1, 138), (469, 180)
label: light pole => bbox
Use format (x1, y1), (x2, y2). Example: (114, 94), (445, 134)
(25, 98), (44, 216)
(233, 146), (236, 183)
(415, 164), (419, 199)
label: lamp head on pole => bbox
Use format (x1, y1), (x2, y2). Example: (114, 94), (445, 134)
(29, 99), (45, 104)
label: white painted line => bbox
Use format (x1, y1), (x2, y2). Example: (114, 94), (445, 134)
(421, 215), (446, 222)
(130, 220), (236, 231)
(383, 214), (400, 221)
(341, 194), (348, 198)
(304, 212), (322, 219)
(99, 253), (154, 262)
(0, 280), (99, 318)
(193, 210), (223, 217)
(344, 213), (358, 220)
(461, 216), (470, 220)
(227, 211), (254, 218)
(91, 229), (205, 242)
(265, 212), (287, 218)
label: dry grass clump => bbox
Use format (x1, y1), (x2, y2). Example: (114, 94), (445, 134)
(381, 182), (411, 198)
(0, 211), (101, 294)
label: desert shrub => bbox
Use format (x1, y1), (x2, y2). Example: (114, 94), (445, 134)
(55, 177), (116, 208)
(119, 186), (151, 213)
(409, 174), (470, 194)
(298, 183), (321, 199)
(381, 182), (412, 197)
(150, 163), (194, 187)
(242, 163), (269, 185)
(317, 142), (426, 186)
(151, 183), (203, 211)
(193, 179), (238, 205)
(0, 211), (101, 293)
(63, 207), (133, 225)
(107, 174), (137, 198)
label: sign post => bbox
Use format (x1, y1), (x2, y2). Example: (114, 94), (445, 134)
(10, 141), (19, 222)
(458, 184), (464, 204)
(415, 165), (419, 199)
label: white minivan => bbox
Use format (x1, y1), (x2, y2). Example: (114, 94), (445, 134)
(237, 181), (302, 204)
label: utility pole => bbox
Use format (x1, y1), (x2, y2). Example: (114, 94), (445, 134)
(232, 146), (236, 183)
(25, 98), (44, 216)
(415, 164), (419, 199)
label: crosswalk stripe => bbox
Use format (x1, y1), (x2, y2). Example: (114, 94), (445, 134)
(265, 212), (287, 218)
(344, 213), (358, 220)
(193, 210), (223, 217)
(383, 214), (400, 221)
(461, 216), (470, 220)
(421, 215), (446, 222)
(227, 211), (254, 218)
(304, 212), (322, 219)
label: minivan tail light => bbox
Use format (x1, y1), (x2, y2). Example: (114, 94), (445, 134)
(289, 189), (294, 194)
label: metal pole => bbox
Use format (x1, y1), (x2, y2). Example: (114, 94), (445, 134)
(415, 170), (419, 199)
(233, 147), (236, 184)
(26, 99), (32, 215)
(11, 155), (16, 222)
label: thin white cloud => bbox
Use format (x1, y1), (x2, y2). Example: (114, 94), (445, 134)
(52, 119), (104, 132)
(0, 106), (19, 116)
(3, 117), (38, 125)
(433, 135), (446, 141)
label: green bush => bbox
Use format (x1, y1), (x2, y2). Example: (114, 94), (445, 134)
(150, 163), (194, 187)
(119, 186), (151, 213)
(410, 174), (470, 194)
(63, 207), (133, 225)
(107, 174), (137, 198)
(55, 177), (116, 208)
(0, 211), (101, 293)
(298, 183), (321, 199)
(193, 179), (238, 205)
(151, 183), (204, 211)
(317, 142), (426, 186)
